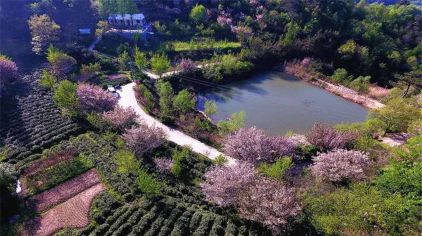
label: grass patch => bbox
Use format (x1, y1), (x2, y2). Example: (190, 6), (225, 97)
(166, 40), (241, 52)
(23, 155), (94, 195)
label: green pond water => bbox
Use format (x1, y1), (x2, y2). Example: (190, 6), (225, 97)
(199, 71), (368, 135)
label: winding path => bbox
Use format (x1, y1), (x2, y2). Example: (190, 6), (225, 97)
(117, 82), (236, 165)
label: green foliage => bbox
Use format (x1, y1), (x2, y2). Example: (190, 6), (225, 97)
(213, 155), (227, 166)
(173, 90), (196, 114)
(138, 84), (155, 113)
(171, 147), (190, 179)
(305, 184), (420, 235)
(118, 51), (131, 70)
(151, 54), (171, 76)
(53, 80), (79, 116)
(189, 4), (207, 24)
(134, 47), (148, 72)
(371, 97), (421, 133)
(156, 81), (174, 121)
(330, 68), (353, 84)
(338, 40), (357, 55)
(86, 112), (110, 132)
(349, 76), (371, 94)
(258, 157), (293, 180)
(281, 22), (300, 47)
(204, 100), (217, 116)
(114, 150), (139, 175)
(39, 69), (57, 90)
(137, 168), (164, 197)
(166, 40), (241, 52)
(217, 111), (245, 135)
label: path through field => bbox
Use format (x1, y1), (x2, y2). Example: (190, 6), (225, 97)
(117, 82), (236, 165)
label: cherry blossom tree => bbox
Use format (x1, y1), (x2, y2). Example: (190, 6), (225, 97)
(306, 123), (358, 151)
(153, 158), (173, 174)
(200, 162), (256, 207)
(224, 127), (295, 164)
(238, 178), (301, 229)
(123, 125), (166, 157)
(77, 83), (117, 113)
(102, 106), (138, 131)
(0, 55), (18, 96)
(177, 58), (196, 73)
(217, 13), (233, 27)
(311, 149), (370, 182)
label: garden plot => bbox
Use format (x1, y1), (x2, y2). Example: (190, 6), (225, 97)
(0, 75), (82, 167)
(23, 183), (105, 236)
(28, 169), (102, 213)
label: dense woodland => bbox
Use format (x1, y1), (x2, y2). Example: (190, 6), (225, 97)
(0, 0), (421, 236)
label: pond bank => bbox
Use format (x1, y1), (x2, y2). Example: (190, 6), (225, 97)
(284, 63), (385, 110)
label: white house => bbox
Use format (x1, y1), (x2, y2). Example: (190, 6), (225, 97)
(108, 13), (146, 27)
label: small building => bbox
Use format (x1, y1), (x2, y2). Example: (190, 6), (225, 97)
(132, 13), (146, 26)
(108, 13), (146, 27)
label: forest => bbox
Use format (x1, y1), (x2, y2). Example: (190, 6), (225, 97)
(0, 0), (421, 236)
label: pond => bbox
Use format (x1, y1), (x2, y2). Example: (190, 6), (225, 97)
(198, 71), (368, 135)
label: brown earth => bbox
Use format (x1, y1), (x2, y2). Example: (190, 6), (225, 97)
(28, 169), (101, 213)
(23, 183), (105, 236)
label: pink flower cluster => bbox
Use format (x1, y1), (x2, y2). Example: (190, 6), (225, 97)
(238, 178), (301, 228)
(153, 158), (174, 173)
(122, 125), (165, 157)
(224, 127), (296, 164)
(0, 56), (18, 84)
(102, 106), (138, 131)
(311, 149), (370, 182)
(77, 83), (117, 113)
(177, 58), (196, 73)
(201, 161), (301, 228)
(217, 14), (233, 27)
(306, 123), (358, 151)
(201, 162), (255, 207)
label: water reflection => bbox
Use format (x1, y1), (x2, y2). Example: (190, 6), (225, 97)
(199, 71), (368, 135)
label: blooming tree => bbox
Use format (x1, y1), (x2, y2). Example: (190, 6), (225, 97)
(201, 162), (255, 207)
(123, 125), (166, 157)
(224, 127), (295, 164)
(0, 55), (18, 95)
(238, 178), (301, 228)
(102, 106), (138, 131)
(306, 123), (358, 151)
(177, 58), (196, 73)
(77, 83), (117, 113)
(311, 149), (370, 182)
(153, 158), (174, 174)
(217, 13), (233, 27)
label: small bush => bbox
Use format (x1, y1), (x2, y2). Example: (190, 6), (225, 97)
(258, 157), (293, 180)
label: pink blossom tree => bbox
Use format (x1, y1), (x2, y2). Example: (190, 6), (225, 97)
(306, 123), (358, 151)
(77, 83), (117, 113)
(102, 106), (138, 131)
(217, 13), (233, 27)
(0, 55), (18, 92)
(200, 162), (256, 207)
(177, 58), (196, 73)
(238, 178), (301, 228)
(153, 158), (173, 173)
(224, 127), (295, 164)
(122, 125), (166, 157)
(310, 149), (370, 182)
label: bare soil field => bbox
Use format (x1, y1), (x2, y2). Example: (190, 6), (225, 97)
(28, 169), (101, 213)
(23, 183), (105, 236)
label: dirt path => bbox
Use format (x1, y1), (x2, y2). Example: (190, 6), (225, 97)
(311, 79), (385, 109)
(117, 83), (236, 165)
